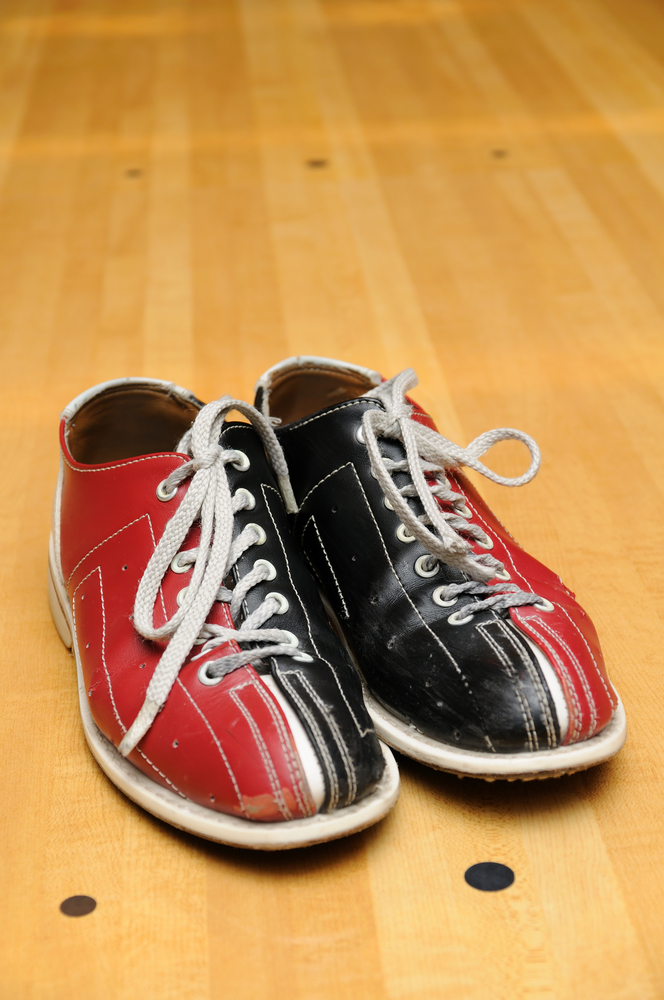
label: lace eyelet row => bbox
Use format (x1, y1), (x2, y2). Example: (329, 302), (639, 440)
(353, 397), (552, 632)
(157, 451), (252, 504)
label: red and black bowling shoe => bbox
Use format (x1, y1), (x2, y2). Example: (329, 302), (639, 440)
(49, 377), (398, 848)
(254, 356), (627, 780)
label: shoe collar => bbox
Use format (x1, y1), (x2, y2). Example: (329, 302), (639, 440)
(254, 356), (383, 421)
(61, 376), (203, 424)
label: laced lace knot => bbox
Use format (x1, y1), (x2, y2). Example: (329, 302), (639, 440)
(118, 396), (301, 757)
(362, 369), (548, 623)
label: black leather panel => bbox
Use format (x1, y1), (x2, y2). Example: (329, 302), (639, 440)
(273, 400), (561, 755)
(220, 422), (384, 810)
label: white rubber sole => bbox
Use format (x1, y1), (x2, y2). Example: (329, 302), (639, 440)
(48, 537), (400, 849)
(318, 590), (627, 780)
(366, 690), (627, 781)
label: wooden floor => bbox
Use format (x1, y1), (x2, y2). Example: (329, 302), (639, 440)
(2, 0), (664, 996)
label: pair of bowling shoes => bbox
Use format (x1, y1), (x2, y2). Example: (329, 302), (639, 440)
(48, 357), (627, 850)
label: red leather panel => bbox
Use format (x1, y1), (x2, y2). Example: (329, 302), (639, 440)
(407, 401), (617, 743)
(59, 420), (316, 821)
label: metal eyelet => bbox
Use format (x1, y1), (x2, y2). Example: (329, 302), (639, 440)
(415, 555), (439, 578)
(534, 597), (555, 612)
(197, 662), (223, 686)
(231, 450), (250, 471)
(448, 610), (474, 625)
(432, 586), (458, 608)
(265, 592), (289, 614)
(494, 567), (511, 581)
(247, 523), (267, 545)
(170, 552), (191, 574)
(156, 479), (178, 501)
(456, 505), (473, 520)
(234, 487), (256, 510)
(254, 558), (276, 581)
(476, 535), (494, 550)
(279, 629), (313, 662)
(396, 523), (416, 543)
(383, 496), (395, 511)
(176, 586), (189, 607)
(356, 425), (366, 444)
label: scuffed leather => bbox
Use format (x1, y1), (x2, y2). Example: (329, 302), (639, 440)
(220, 423), (384, 810)
(271, 397), (617, 755)
(58, 410), (383, 820)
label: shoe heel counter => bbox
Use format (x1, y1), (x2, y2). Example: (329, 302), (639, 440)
(48, 533), (72, 648)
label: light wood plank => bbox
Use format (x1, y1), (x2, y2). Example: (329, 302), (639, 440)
(1, 1), (664, 997)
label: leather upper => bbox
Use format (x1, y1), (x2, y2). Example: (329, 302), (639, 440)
(56, 383), (383, 820)
(264, 390), (618, 755)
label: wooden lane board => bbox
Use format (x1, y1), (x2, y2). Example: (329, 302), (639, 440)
(0, 0), (663, 997)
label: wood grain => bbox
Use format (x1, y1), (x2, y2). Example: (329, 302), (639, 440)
(1, 0), (663, 996)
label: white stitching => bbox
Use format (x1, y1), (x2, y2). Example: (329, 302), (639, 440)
(73, 566), (125, 733)
(289, 670), (357, 805)
(242, 675), (314, 817)
(66, 513), (151, 586)
(304, 514), (350, 620)
(262, 484), (371, 737)
(278, 398), (380, 435)
(297, 463), (468, 683)
(516, 617), (585, 742)
(62, 453), (188, 474)
(230, 684), (292, 820)
(73, 565), (188, 796)
(174, 677), (247, 814)
(277, 673), (340, 809)
(298, 462), (354, 511)
(494, 618), (557, 748)
(467, 498), (600, 731)
(526, 616), (599, 739)
(558, 603), (613, 704)
(475, 620), (538, 752)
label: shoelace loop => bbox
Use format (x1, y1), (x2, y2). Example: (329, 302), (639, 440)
(118, 397), (300, 757)
(362, 369), (546, 619)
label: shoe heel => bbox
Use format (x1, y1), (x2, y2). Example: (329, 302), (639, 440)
(48, 535), (72, 649)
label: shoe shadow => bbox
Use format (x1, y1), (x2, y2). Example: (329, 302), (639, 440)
(115, 750), (622, 876)
(393, 749), (621, 822)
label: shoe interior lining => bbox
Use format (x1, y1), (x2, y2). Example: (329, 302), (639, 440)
(67, 385), (201, 464)
(265, 365), (377, 424)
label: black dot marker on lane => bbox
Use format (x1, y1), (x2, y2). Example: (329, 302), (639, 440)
(60, 895), (97, 917)
(306, 159), (328, 168)
(464, 862), (514, 892)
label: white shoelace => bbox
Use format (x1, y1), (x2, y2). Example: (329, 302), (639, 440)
(362, 369), (547, 622)
(119, 397), (302, 757)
